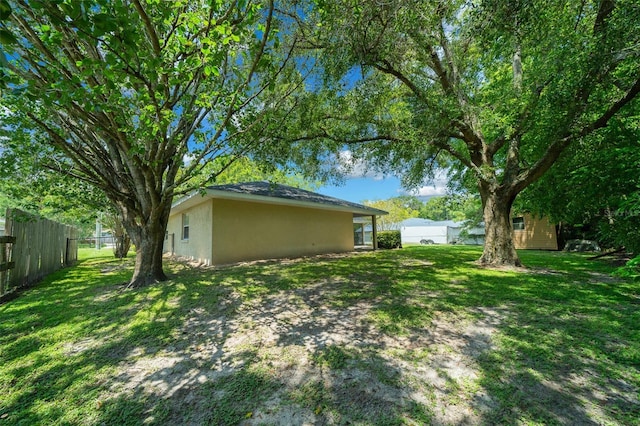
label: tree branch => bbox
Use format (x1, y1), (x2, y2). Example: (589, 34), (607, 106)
(132, 0), (161, 55)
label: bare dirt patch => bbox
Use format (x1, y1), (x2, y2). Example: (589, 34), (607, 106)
(100, 275), (507, 425)
(93, 254), (639, 425)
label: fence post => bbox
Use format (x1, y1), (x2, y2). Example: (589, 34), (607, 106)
(0, 236), (17, 296)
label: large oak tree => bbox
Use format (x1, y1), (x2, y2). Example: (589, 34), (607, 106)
(281, 0), (640, 266)
(0, 0), (308, 286)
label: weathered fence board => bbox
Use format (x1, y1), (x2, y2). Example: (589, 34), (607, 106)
(0, 235), (16, 295)
(0, 261), (15, 272)
(1, 209), (78, 297)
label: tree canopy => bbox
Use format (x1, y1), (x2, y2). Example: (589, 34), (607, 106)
(2, 0), (639, 282)
(363, 192), (483, 231)
(0, 0), (310, 286)
(419, 194), (483, 225)
(0, 113), (104, 234)
(275, 0), (640, 266)
(363, 196), (420, 230)
(521, 108), (640, 254)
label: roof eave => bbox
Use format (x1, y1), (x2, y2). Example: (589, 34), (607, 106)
(171, 189), (388, 216)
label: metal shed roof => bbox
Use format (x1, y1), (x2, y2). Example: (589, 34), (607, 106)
(400, 218), (462, 227)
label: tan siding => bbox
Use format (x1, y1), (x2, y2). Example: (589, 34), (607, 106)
(166, 199), (213, 265)
(211, 199), (353, 265)
(513, 213), (558, 250)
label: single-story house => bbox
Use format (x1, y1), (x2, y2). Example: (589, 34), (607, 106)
(164, 182), (388, 265)
(399, 218), (485, 245)
(512, 213), (558, 250)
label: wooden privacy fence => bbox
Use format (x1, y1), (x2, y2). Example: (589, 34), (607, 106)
(1, 209), (78, 298)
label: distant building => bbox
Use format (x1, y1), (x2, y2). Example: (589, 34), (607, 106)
(512, 213), (558, 250)
(400, 213), (557, 250)
(399, 218), (485, 245)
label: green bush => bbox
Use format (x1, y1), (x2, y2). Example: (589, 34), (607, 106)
(377, 230), (402, 249)
(614, 256), (640, 281)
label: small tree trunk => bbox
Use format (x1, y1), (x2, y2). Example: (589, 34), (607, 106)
(113, 234), (131, 259)
(479, 187), (522, 267)
(112, 217), (131, 259)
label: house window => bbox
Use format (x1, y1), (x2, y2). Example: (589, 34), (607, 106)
(512, 216), (525, 230)
(354, 223), (364, 245)
(182, 214), (190, 240)
(354, 220), (374, 246)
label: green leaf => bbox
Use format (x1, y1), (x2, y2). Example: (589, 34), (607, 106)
(0, 29), (16, 45)
(0, 0), (11, 21)
(92, 12), (116, 35)
(203, 66), (220, 77)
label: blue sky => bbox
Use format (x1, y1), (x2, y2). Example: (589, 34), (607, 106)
(317, 176), (404, 203)
(316, 170), (449, 204)
(313, 149), (450, 203)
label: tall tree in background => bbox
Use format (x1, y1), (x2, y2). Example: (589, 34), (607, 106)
(419, 194), (483, 224)
(0, 0), (308, 287)
(363, 196), (420, 230)
(282, 0), (640, 266)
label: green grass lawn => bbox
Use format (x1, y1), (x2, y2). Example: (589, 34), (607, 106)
(1, 246), (638, 425)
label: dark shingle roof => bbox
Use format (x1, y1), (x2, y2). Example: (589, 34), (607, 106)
(205, 181), (387, 216)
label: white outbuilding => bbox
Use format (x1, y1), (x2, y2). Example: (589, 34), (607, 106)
(399, 218), (485, 245)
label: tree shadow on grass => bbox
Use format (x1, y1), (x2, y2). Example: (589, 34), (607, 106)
(62, 253), (437, 424)
(87, 261), (429, 425)
(1, 247), (638, 425)
(272, 247), (640, 424)
(0, 255), (230, 424)
(416, 248), (640, 425)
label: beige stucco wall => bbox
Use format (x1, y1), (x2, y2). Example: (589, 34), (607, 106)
(165, 199), (213, 265)
(211, 199), (354, 265)
(513, 213), (558, 250)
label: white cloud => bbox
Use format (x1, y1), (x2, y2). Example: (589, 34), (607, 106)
(337, 150), (384, 180)
(334, 151), (451, 197)
(403, 169), (450, 198)
(414, 184), (448, 197)
(183, 153), (196, 166)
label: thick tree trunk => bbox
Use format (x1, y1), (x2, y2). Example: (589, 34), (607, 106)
(120, 198), (172, 288)
(129, 228), (168, 288)
(478, 186), (522, 267)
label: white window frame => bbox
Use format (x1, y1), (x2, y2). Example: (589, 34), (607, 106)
(512, 216), (525, 231)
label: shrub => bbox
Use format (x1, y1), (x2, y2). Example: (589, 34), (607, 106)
(377, 230), (402, 249)
(614, 256), (640, 281)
